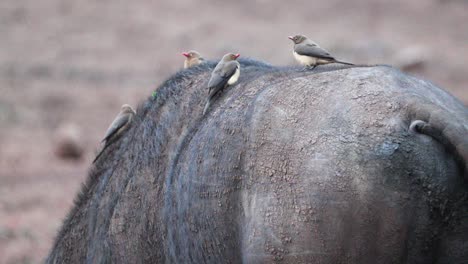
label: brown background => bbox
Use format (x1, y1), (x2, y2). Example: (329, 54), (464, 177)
(0, 0), (467, 263)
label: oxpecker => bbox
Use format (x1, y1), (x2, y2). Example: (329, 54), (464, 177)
(93, 104), (136, 163)
(203, 53), (240, 115)
(288, 35), (353, 69)
(182, 50), (205, 68)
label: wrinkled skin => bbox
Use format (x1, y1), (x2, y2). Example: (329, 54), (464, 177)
(47, 59), (468, 263)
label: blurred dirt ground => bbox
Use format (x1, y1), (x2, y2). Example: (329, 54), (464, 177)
(0, 0), (467, 263)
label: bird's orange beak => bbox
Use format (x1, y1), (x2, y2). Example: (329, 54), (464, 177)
(234, 53), (240, 59)
(288, 36), (294, 40)
(182, 52), (190, 57)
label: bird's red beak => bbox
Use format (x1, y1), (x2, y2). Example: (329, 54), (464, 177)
(288, 36), (294, 40)
(182, 52), (189, 57)
(234, 53), (240, 59)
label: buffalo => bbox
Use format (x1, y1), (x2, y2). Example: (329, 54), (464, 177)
(47, 59), (467, 263)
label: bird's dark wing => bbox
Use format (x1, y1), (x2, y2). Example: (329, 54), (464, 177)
(207, 61), (239, 98)
(295, 44), (335, 60)
(101, 113), (131, 143)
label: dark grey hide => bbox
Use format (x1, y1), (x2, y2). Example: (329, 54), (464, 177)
(47, 59), (468, 264)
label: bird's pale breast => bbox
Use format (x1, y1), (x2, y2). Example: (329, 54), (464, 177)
(293, 51), (317, 66)
(227, 68), (240, 85)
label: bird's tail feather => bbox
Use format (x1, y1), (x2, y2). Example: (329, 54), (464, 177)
(92, 137), (119, 164)
(335, 60), (354, 65)
(203, 100), (211, 116)
(92, 147), (105, 164)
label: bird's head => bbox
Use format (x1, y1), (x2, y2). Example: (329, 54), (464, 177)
(288, 35), (307, 44)
(182, 50), (202, 59)
(121, 104), (135, 114)
(222, 53), (240, 62)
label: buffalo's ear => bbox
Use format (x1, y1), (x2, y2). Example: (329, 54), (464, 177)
(409, 111), (468, 181)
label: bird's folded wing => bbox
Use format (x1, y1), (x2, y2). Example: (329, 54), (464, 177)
(207, 62), (239, 97)
(295, 44), (334, 60)
(102, 113), (131, 142)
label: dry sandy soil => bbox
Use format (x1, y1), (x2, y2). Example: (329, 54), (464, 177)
(0, 0), (467, 263)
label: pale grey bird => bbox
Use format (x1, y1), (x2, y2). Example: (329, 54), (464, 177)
(93, 104), (136, 163)
(182, 50), (205, 69)
(288, 35), (353, 69)
(203, 53), (240, 115)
